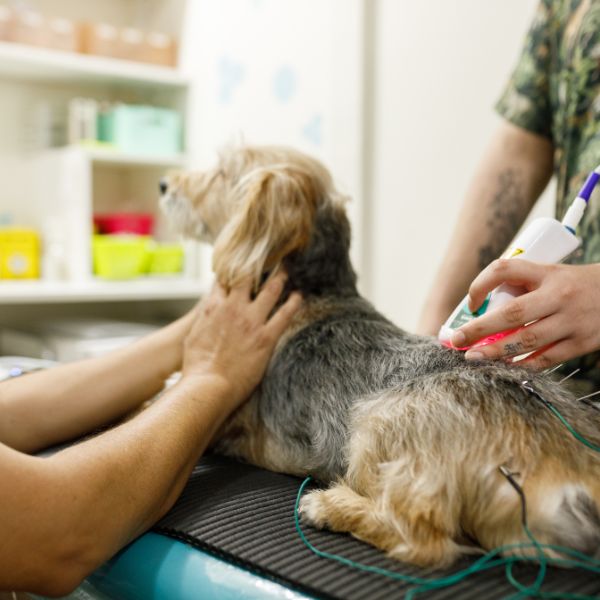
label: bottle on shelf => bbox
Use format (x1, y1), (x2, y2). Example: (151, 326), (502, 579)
(41, 217), (67, 281)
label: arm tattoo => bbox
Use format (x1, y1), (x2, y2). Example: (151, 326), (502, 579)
(478, 169), (526, 270)
(504, 342), (524, 355)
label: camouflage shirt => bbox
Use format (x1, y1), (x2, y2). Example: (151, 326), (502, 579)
(496, 0), (600, 391)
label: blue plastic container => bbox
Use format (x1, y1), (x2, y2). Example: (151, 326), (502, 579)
(98, 104), (182, 156)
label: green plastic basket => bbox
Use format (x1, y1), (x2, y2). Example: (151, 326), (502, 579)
(93, 235), (150, 279)
(147, 243), (184, 275)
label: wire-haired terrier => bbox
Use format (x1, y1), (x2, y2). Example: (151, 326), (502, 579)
(161, 145), (600, 567)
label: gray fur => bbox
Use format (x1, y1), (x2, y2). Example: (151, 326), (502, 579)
(554, 493), (600, 556)
(247, 202), (600, 482)
(259, 295), (600, 482)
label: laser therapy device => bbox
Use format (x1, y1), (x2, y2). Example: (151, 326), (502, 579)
(439, 164), (600, 351)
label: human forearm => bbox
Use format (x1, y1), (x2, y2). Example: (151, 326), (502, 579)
(417, 121), (554, 335)
(0, 277), (300, 596)
(0, 311), (193, 453)
(3, 374), (234, 595)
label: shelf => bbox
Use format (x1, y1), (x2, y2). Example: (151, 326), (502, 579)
(84, 147), (188, 168)
(40, 146), (188, 169)
(0, 279), (208, 304)
(0, 41), (189, 89)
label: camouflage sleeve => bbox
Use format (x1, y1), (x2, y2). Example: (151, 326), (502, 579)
(495, 0), (553, 139)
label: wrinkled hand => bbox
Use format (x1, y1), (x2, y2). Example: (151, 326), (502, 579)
(450, 259), (600, 369)
(182, 273), (302, 406)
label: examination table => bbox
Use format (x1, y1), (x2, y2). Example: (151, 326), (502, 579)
(36, 454), (600, 600)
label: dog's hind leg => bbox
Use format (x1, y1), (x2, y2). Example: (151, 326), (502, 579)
(325, 388), (469, 568)
(300, 478), (463, 568)
(381, 483), (464, 568)
(300, 483), (400, 553)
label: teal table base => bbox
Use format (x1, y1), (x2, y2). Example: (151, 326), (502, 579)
(88, 533), (311, 600)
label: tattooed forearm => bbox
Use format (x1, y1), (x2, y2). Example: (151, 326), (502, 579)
(478, 169), (527, 270)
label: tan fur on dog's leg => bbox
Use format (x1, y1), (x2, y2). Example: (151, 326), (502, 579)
(300, 483), (400, 552)
(300, 482), (461, 567)
(384, 502), (462, 568)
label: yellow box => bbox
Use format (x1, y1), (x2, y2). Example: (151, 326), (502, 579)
(0, 228), (40, 279)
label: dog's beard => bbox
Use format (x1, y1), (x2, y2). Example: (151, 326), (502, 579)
(160, 193), (210, 240)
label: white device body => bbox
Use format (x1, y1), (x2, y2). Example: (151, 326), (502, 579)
(438, 217), (581, 345)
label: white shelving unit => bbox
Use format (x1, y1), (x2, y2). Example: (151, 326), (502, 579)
(0, 0), (207, 323)
(24, 145), (201, 288)
(0, 278), (208, 304)
(0, 41), (189, 88)
(83, 146), (188, 169)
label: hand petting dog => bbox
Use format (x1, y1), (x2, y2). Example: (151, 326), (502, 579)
(183, 273), (302, 409)
(451, 258), (600, 369)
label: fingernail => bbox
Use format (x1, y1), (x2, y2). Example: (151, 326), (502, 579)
(291, 292), (303, 307)
(451, 330), (466, 347)
(464, 350), (484, 361)
(466, 294), (475, 311)
(270, 274), (284, 289)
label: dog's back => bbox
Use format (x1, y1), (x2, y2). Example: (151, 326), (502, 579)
(259, 294), (462, 480)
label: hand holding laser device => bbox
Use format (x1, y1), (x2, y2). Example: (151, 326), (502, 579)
(439, 165), (600, 362)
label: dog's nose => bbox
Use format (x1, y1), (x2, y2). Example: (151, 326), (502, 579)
(159, 179), (168, 195)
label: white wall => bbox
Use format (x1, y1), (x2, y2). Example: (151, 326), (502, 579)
(368, 0), (545, 330)
(179, 0), (367, 276)
(180, 0), (550, 327)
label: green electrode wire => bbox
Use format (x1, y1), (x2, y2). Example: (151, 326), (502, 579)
(521, 381), (600, 453)
(550, 405), (600, 451)
(293, 383), (600, 598)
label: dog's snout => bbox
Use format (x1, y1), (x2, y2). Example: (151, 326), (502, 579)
(159, 179), (168, 195)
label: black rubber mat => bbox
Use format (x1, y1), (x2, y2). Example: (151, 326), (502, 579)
(154, 455), (600, 599)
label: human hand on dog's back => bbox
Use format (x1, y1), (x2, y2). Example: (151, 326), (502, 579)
(182, 272), (302, 410)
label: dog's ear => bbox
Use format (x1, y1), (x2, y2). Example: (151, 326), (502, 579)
(213, 164), (320, 288)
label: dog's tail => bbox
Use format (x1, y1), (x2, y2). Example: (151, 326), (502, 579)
(459, 368), (600, 563)
(482, 466), (600, 562)
(537, 481), (600, 559)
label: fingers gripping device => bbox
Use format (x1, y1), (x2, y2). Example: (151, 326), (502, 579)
(439, 165), (600, 351)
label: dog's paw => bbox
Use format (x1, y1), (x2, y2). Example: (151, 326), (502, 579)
(299, 490), (329, 529)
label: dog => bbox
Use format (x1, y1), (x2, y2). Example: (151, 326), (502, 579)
(160, 145), (600, 568)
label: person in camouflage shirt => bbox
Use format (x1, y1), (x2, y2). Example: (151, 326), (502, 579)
(498, 0), (600, 258)
(419, 0), (600, 392)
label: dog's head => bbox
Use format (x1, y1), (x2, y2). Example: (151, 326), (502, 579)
(160, 145), (349, 289)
